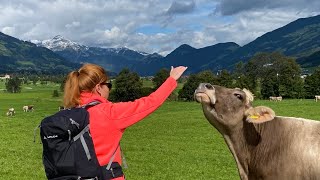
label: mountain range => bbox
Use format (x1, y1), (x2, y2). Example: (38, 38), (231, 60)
(36, 35), (152, 75)
(1, 14), (320, 75)
(0, 33), (80, 74)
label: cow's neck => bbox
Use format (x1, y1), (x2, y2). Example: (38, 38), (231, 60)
(223, 133), (249, 180)
(222, 120), (268, 180)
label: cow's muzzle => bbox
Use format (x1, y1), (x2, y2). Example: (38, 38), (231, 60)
(194, 83), (216, 105)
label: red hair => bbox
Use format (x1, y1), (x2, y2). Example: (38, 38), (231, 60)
(63, 64), (108, 108)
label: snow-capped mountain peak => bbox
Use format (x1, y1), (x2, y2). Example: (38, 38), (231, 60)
(39, 35), (87, 51)
(34, 35), (151, 59)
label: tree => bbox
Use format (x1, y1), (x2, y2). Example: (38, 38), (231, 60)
(5, 77), (22, 93)
(52, 90), (59, 97)
(273, 57), (303, 98)
(60, 77), (67, 92)
(233, 61), (251, 90)
(217, 69), (233, 88)
(111, 68), (143, 102)
(243, 52), (285, 95)
(244, 52), (303, 99)
(260, 69), (278, 99)
(234, 74), (252, 90)
(197, 70), (218, 84)
(178, 74), (201, 101)
(304, 68), (320, 98)
(152, 68), (169, 89)
(243, 60), (259, 93)
(178, 70), (217, 101)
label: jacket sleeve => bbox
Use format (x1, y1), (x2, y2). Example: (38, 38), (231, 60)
(104, 77), (177, 129)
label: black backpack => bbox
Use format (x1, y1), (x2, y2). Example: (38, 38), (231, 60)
(39, 102), (112, 180)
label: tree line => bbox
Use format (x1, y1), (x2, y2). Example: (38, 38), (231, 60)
(3, 52), (320, 101)
(179, 52), (320, 100)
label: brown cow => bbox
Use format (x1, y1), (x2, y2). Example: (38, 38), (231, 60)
(194, 83), (320, 180)
(23, 105), (34, 112)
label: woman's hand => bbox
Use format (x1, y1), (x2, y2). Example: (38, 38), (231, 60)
(170, 66), (188, 80)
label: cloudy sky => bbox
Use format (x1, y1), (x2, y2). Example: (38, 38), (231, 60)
(1, 0), (320, 55)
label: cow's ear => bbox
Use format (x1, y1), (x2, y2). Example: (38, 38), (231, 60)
(245, 106), (275, 124)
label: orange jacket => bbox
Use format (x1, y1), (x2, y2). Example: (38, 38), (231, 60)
(80, 77), (177, 173)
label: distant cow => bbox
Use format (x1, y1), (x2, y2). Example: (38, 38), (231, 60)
(315, 95), (320, 102)
(6, 108), (15, 116)
(195, 83), (320, 180)
(269, 96), (282, 101)
(23, 105), (34, 112)
(276, 96), (282, 101)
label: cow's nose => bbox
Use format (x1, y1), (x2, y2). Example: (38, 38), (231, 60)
(204, 83), (214, 90)
(199, 83), (214, 90)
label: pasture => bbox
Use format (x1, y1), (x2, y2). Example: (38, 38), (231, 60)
(0, 81), (320, 180)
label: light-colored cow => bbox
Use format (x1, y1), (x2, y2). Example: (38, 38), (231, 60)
(6, 108), (15, 116)
(269, 96), (277, 101)
(276, 96), (282, 101)
(315, 95), (320, 102)
(194, 83), (320, 180)
(269, 96), (282, 101)
(23, 105), (34, 112)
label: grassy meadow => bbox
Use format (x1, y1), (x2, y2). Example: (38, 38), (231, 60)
(0, 80), (320, 180)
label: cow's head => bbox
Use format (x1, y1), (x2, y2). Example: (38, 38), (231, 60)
(194, 83), (275, 134)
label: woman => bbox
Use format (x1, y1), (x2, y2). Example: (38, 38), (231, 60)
(63, 63), (187, 179)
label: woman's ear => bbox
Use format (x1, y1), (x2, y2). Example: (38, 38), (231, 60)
(94, 84), (102, 95)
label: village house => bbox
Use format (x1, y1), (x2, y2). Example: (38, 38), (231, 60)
(0, 74), (10, 80)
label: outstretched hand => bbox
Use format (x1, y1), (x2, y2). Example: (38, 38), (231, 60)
(170, 66), (188, 80)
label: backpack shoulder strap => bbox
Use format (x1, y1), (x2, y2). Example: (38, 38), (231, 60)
(72, 101), (101, 160)
(33, 124), (41, 143)
(73, 124), (91, 160)
(73, 124), (120, 170)
(106, 144), (120, 170)
(77, 100), (120, 170)
(81, 101), (101, 109)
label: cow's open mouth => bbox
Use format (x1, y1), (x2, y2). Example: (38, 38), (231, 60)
(194, 92), (206, 103)
(194, 91), (216, 107)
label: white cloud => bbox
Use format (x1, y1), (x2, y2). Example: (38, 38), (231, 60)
(103, 27), (128, 44)
(0, 0), (319, 55)
(192, 31), (216, 47)
(166, 1), (196, 15)
(2, 26), (16, 36)
(65, 21), (81, 29)
(214, 0), (320, 16)
(204, 9), (317, 46)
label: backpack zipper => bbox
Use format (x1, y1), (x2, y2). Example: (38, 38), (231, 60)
(68, 130), (71, 141)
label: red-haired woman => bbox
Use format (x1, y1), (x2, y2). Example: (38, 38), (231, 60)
(63, 63), (187, 179)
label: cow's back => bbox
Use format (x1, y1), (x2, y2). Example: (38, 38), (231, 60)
(248, 117), (320, 179)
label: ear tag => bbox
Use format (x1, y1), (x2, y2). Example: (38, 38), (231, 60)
(248, 114), (260, 120)
(245, 106), (275, 124)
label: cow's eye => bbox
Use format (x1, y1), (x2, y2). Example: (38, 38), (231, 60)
(235, 93), (243, 100)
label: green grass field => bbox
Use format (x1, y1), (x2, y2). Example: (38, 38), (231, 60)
(0, 81), (319, 180)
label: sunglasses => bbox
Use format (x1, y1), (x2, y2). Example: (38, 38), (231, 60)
(100, 82), (112, 90)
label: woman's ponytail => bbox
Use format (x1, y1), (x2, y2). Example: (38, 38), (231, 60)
(63, 64), (108, 108)
(63, 71), (81, 108)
